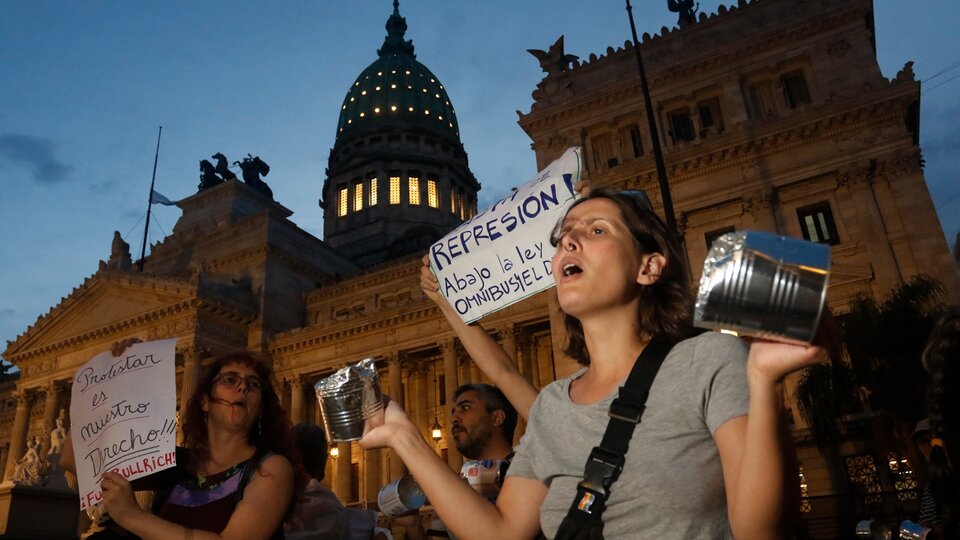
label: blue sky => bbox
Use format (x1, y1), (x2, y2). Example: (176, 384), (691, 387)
(2, 1), (958, 358)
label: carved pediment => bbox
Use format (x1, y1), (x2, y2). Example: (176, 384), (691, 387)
(6, 271), (197, 360)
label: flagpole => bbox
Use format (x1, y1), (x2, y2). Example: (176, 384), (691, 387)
(138, 126), (162, 272)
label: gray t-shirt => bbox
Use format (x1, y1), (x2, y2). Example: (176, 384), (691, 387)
(507, 332), (750, 539)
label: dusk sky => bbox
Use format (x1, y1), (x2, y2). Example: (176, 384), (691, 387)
(2, 1), (958, 361)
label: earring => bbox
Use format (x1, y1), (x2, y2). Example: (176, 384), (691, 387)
(257, 418), (262, 437)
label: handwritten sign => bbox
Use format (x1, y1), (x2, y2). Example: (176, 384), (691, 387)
(429, 147), (582, 323)
(70, 338), (178, 511)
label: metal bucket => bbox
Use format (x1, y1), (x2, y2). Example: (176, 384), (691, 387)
(315, 358), (384, 442)
(695, 231), (830, 344)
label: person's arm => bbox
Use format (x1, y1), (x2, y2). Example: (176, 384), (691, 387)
(361, 399), (544, 540)
(716, 340), (823, 539)
(420, 255), (538, 420)
(101, 453), (295, 540)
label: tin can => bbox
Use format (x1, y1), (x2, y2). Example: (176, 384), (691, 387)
(315, 358), (384, 442)
(695, 231), (830, 344)
(377, 475), (426, 517)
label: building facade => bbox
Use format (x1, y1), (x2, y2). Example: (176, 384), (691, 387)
(2, 0), (956, 538)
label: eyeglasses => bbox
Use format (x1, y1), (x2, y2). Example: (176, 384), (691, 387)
(213, 372), (264, 393)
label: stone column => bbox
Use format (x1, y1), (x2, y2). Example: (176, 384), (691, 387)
(412, 363), (428, 437)
(289, 376), (305, 425)
(363, 448), (382, 505)
(0, 443), (9, 481)
(40, 381), (61, 455)
(178, 347), (201, 442)
(387, 353), (406, 480)
(441, 340), (461, 468)
(517, 330), (534, 385)
(4, 389), (36, 481)
(334, 442), (353, 502)
(498, 324), (518, 367)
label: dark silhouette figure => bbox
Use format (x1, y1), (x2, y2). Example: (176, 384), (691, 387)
(527, 36), (578, 78)
(199, 159), (223, 191)
(236, 154), (273, 199)
(212, 152), (238, 182)
(668, 0), (699, 26)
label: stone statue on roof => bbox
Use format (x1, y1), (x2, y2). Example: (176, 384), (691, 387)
(104, 231), (132, 271)
(668, 0), (699, 26)
(527, 36), (578, 79)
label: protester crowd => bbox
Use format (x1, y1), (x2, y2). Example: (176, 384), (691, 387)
(53, 189), (958, 540)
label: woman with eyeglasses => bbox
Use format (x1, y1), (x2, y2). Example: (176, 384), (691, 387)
(362, 188), (825, 539)
(64, 347), (299, 540)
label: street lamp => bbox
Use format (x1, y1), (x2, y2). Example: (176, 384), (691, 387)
(329, 446), (339, 459)
(431, 417), (443, 443)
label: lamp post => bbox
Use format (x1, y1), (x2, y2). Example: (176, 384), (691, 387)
(624, 0), (678, 236)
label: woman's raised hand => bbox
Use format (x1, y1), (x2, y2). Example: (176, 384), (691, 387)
(747, 340), (826, 384)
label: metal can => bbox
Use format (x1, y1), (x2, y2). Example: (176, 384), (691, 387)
(315, 358), (384, 442)
(377, 475), (426, 518)
(695, 231), (830, 344)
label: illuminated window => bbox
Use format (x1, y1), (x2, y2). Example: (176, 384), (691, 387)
(389, 176), (401, 205)
(337, 185), (348, 217)
(353, 182), (363, 212)
(427, 179), (439, 208)
(369, 178), (378, 206)
(451, 188), (456, 213)
(408, 176), (421, 205)
(457, 191), (464, 220)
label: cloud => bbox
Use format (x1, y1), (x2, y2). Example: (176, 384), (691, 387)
(0, 133), (71, 183)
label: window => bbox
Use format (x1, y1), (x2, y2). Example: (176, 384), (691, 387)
(844, 454), (883, 505)
(697, 98), (724, 137)
(797, 202), (839, 245)
(389, 175), (401, 205)
(337, 185), (348, 217)
(667, 108), (695, 143)
(799, 467), (812, 513)
(887, 452), (919, 501)
(456, 190), (463, 220)
(427, 179), (439, 208)
(782, 71), (811, 109)
(590, 133), (616, 168)
(369, 177), (378, 206)
(451, 188), (457, 213)
(746, 81), (777, 120)
(408, 176), (421, 205)
(353, 181), (363, 212)
(704, 226), (736, 250)
(628, 125), (643, 158)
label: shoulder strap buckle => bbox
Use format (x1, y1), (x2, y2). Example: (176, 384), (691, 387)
(578, 446), (624, 494)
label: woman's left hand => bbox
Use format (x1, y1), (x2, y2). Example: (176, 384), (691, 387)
(99, 471), (144, 525)
(747, 340), (826, 385)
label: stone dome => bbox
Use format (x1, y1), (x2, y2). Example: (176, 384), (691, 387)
(335, 2), (460, 145)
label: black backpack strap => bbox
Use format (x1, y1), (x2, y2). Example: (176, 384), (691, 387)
(555, 338), (673, 540)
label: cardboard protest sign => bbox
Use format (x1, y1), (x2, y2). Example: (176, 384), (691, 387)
(70, 338), (178, 510)
(429, 146), (582, 323)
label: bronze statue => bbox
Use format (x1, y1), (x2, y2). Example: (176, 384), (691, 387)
(527, 36), (578, 78)
(235, 154), (273, 199)
(199, 159), (223, 191)
(668, 0), (698, 26)
(212, 152), (238, 182)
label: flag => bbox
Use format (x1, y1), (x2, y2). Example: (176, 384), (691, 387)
(150, 189), (177, 206)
